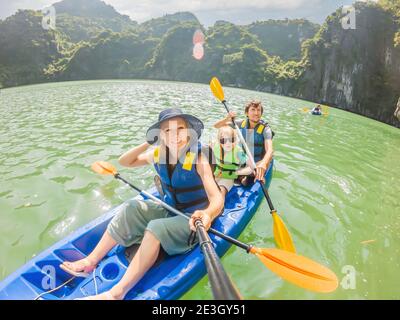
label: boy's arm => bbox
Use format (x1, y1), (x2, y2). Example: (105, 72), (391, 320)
(236, 166), (253, 176)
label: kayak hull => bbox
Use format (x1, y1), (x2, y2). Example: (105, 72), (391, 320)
(0, 161), (273, 300)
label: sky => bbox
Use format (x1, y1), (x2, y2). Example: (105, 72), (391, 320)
(0, 0), (375, 26)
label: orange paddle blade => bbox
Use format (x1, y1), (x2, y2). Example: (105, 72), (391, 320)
(250, 247), (338, 293)
(210, 77), (225, 102)
(272, 212), (296, 253)
(91, 161), (117, 175)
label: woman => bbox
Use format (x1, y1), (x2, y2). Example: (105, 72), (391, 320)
(60, 108), (224, 300)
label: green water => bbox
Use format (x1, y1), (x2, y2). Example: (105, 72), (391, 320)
(0, 80), (399, 299)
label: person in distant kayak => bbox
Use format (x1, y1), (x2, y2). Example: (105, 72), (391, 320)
(213, 126), (252, 196)
(311, 105), (322, 115)
(213, 100), (274, 185)
(60, 108), (224, 300)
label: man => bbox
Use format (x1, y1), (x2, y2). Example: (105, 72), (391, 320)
(213, 100), (274, 184)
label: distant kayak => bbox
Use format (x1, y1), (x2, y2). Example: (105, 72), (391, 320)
(300, 107), (324, 116)
(0, 161), (273, 300)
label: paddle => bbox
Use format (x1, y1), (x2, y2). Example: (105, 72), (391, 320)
(92, 162), (241, 300)
(92, 161), (338, 293)
(210, 77), (296, 253)
(322, 105), (329, 116)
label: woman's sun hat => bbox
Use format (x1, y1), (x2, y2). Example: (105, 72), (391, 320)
(146, 108), (204, 145)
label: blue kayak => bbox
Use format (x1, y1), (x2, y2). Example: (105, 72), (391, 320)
(311, 110), (322, 116)
(0, 161), (273, 300)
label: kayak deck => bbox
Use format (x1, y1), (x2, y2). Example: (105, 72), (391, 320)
(0, 161), (273, 300)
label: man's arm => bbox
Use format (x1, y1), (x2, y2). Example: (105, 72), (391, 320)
(255, 127), (274, 181)
(260, 139), (273, 167)
(213, 111), (237, 128)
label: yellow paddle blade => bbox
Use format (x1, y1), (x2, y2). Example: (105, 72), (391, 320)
(210, 77), (225, 102)
(250, 247), (338, 293)
(301, 107), (310, 113)
(272, 212), (296, 253)
(91, 161), (117, 175)
(322, 105), (329, 116)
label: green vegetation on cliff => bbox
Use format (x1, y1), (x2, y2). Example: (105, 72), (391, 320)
(380, 0), (400, 46)
(61, 30), (158, 79)
(0, 0), (398, 126)
(139, 12), (200, 39)
(246, 19), (319, 60)
(0, 10), (67, 87)
(0, 0), (316, 89)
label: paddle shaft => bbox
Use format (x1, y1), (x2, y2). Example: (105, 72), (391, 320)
(221, 100), (276, 212)
(114, 173), (242, 300)
(195, 220), (242, 300)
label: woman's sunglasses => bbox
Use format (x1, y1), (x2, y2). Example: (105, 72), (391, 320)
(220, 137), (235, 144)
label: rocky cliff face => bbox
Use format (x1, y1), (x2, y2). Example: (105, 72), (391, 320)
(295, 2), (400, 127)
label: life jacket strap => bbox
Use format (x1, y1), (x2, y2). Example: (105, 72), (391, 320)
(154, 147), (160, 163)
(154, 147), (197, 171)
(162, 181), (204, 194)
(175, 196), (209, 211)
(217, 165), (236, 175)
(182, 152), (196, 171)
(215, 164), (238, 173)
(256, 124), (265, 134)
